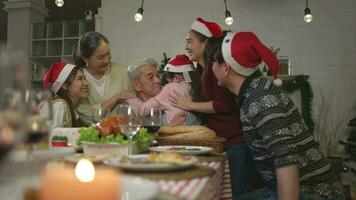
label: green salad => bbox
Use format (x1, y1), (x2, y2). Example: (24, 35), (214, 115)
(77, 127), (155, 150)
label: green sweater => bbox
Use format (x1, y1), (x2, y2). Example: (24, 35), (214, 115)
(77, 63), (129, 125)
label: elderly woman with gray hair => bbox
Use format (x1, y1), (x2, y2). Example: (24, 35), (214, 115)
(74, 31), (130, 125)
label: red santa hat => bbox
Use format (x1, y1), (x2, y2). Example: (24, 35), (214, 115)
(164, 54), (194, 82)
(190, 17), (223, 38)
(222, 32), (282, 86)
(43, 62), (76, 94)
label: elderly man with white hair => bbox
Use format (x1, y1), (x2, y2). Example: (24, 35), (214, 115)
(127, 58), (162, 102)
(126, 58), (187, 126)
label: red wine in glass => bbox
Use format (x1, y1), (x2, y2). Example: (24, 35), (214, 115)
(26, 131), (47, 144)
(142, 125), (160, 133)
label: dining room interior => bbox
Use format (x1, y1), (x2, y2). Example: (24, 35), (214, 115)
(1, 0), (356, 199)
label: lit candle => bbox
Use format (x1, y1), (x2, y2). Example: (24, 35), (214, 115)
(40, 163), (120, 200)
(75, 159), (96, 182)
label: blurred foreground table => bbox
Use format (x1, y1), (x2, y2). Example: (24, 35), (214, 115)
(0, 150), (232, 200)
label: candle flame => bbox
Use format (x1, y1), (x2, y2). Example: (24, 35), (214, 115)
(75, 159), (95, 182)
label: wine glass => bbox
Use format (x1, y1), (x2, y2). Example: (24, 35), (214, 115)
(117, 104), (141, 140)
(0, 89), (25, 161)
(91, 107), (109, 125)
(141, 108), (162, 134)
(25, 89), (53, 158)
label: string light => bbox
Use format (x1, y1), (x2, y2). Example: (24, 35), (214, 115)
(54, 0), (64, 7)
(134, 0), (144, 22)
(85, 9), (93, 20)
(224, 0), (234, 26)
(304, 0), (313, 23)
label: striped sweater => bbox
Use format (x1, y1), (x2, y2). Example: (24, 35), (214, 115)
(237, 76), (343, 199)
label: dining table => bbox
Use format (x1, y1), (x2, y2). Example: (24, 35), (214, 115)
(157, 161), (232, 200)
(0, 146), (233, 200)
(124, 154), (233, 200)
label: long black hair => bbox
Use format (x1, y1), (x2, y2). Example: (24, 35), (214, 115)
(184, 29), (208, 101)
(204, 31), (229, 65)
(56, 66), (84, 127)
(73, 31), (109, 67)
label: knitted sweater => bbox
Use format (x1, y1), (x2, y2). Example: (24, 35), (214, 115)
(238, 76), (343, 198)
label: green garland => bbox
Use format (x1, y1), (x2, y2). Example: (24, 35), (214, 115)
(283, 75), (315, 134)
(159, 52), (170, 73)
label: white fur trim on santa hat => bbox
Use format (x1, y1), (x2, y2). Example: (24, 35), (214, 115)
(273, 78), (282, 86)
(222, 33), (257, 77)
(51, 63), (76, 94)
(191, 20), (212, 37)
(164, 63), (194, 73)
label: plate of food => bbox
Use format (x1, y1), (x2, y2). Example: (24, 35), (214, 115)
(103, 152), (198, 172)
(149, 145), (213, 155)
(63, 153), (115, 163)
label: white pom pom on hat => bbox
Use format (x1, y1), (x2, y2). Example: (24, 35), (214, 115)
(273, 78), (283, 86)
(222, 32), (282, 86)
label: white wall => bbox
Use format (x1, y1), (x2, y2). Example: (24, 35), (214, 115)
(100, 0), (356, 128)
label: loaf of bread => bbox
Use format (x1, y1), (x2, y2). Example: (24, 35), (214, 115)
(158, 126), (216, 140)
(158, 125), (210, 136)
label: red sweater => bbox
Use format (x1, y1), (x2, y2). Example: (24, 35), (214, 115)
(200, 62), (244, 149)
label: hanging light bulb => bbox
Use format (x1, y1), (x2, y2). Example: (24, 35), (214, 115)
(225, 10), (234, 26)
(134, 7), (143, 22)
(85, 9), (93, 20)
(304, 8), (313, 23)
(224, 0), (234, 26)
(54, 0), (64, 7)
(134, 0), (144, 22)
(304, 0), (313, 23)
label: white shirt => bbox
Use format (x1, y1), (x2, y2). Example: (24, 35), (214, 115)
(84, 69), (109, 97)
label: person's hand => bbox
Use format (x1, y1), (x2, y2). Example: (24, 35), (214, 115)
(102, 90), (136, 112)
(118, 90), (136, 100)
(169, 90), (193, 111)
(168, 111), (187, 127)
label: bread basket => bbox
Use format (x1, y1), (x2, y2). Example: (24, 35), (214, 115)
(156, 136), (225, 153)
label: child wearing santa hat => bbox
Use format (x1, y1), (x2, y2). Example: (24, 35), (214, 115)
(205, 31), (343, 199)
(123, 54), (200, 126)
(42, 62), (88, 128)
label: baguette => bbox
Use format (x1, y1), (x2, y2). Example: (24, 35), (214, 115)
(162, 130), (216, 140)
(158, 125), (216, 140)
(158, 125), (212, 136)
